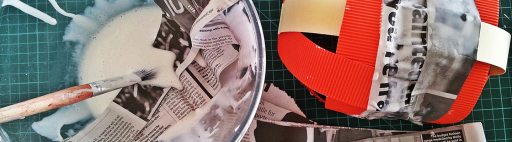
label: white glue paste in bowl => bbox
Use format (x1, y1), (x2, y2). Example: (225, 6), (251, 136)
(32, 5), (182, 141)
(78, 6), (182, 117)
(33, 2), (257, 141)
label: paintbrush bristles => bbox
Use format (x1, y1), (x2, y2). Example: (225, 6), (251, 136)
(135, 69), (156, 81)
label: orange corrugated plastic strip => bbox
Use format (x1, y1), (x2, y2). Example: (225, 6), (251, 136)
(278, 0), (500, 123)
(279, 0), (381, 115)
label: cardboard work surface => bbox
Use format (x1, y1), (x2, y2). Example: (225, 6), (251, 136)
(0, 0), (510, 141)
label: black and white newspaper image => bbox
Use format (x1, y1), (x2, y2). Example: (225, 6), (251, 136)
(153, 15), (193, 64)
(63, 1), (258, 141)
(244, 84), (486, 142)
(242, 83), (409, 142)
(364, 0), (482, 123)
(355, 122), (486, 142)
(113, 84), (165, 121)
(411, 0), (481, 122)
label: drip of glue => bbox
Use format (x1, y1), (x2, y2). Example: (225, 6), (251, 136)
(1, 0), (57, 25)
(48, 0), (98, 30)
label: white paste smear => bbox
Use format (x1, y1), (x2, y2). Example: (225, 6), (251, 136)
(79, 5), (182, 117)
(1, 0), (57, 25)
(48, 0), (98, 30)
(31, 2), (180, 141)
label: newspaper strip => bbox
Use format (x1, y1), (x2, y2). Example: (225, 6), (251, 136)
(151, 2), (256, 142)
(243, 83), (314, 142)
(363, 0), (481, 123)
(243, 84), (408, 142)
(65, 0), (243, 141)
(256, 83), (312, 123)
(363, 0), (428, 121)
(65, 103), (147, 142)
(254, 119), (408, 142)
(410, 0), (480, 122)
(157, 0), (240, 76)
(261, 83), (306, 117)
(246, 84), (486, 142)
(355, 122), (486, 142)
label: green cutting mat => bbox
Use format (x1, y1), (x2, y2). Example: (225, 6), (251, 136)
(0, 0), (92, 141)
(0, 0), (510, 141)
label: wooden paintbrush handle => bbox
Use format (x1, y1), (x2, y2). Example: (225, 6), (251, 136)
(0, 84), (94, 123)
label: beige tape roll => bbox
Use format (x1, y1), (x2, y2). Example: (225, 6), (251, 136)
(476, 22), (511, 76)
(278, 0), (346, 36)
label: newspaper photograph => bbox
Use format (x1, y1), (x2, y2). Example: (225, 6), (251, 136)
(113, 84), (165, 121)
(410, 0), (481, 122)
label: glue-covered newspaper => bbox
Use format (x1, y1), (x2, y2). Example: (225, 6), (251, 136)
(64, 0), (259, 141)
(244, 84), (486, 142)
(362, 0), (482, 123)
(242, 83), (409, 142)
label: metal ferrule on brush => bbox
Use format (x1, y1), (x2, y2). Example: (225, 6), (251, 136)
(89, 73), (143, 96)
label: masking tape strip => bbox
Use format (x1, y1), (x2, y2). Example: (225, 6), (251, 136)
(476, 22), (511, 76)
(278, 0), (346, 36)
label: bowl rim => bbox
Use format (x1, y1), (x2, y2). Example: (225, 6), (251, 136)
(229, 0), (266, 142)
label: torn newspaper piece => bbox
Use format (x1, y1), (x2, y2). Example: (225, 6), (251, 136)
(245, 84), (486, 142)
(252, 119), (408, 142)
(355, 122), (486, 142)
(65, 1), (257, 141)
(243, 83), (409, 142)
(262, 83), (305, 117)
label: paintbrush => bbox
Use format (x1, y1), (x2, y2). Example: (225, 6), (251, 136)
(0, 69), (156, 124)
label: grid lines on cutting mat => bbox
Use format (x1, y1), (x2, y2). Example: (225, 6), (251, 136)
(0, 0), (510, 141)
(0, 0), (93, 141)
